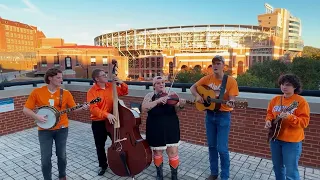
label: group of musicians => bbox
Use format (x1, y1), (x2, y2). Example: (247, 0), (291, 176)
(22, 55), (310, 180)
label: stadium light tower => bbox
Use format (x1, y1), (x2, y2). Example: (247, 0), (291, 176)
(264, 3), (274, 13)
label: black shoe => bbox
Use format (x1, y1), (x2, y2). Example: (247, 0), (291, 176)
(156, 163), (163, 180)
(98, 164), (108, 176)
(206, 175), (218, 180)
(170, 165), (178, 180)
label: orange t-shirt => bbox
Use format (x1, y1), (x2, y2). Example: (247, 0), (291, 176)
(266, 94), (310, 142)
(24, 86), (76, 130)
(195, 74), (239, 112)
(87, 82), (128, 121)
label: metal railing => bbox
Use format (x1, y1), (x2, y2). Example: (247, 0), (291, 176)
(1, 78), (320, 97)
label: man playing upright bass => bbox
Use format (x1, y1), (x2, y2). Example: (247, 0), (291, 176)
(86, 68), (128, 176)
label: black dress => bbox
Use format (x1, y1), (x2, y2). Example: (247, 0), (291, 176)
(146, 94), (180, 150)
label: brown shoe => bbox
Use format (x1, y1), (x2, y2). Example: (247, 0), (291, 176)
(207, 175), (218, 180)
(59, 177), (66, 180)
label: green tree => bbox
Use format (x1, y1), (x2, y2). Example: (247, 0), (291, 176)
(246, 59), (290, 87)
(290, 57), (320, 90)
(302, 46), (320, 57)
(175, 68), (206, 83)
(236, 73), (274, 88)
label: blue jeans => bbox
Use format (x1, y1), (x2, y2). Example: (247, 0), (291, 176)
(38, 128), (68, 180)
(270, 139), (302, 180)
(205, 111), (231, 179)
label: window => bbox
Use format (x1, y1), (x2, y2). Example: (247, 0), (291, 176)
(41, 56), (47, 67)
(157, 58), (161, 67)
(102, 56), (108, 66)
(151, 58), (155, 67)
(91, 56), (96, 66)
(75, 56), (79, 66)
(54, 56), (59, 66)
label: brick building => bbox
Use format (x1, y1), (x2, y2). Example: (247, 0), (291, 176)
(0, 17), (45, 71)
(35, 38), (128, 79)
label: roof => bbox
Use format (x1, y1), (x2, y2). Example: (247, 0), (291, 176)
(0, 17), (34, 30)
(53, 45), (113, 49)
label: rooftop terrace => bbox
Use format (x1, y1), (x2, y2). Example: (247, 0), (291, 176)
(0, 79), (320, 180)
(1, 120), (319, 180)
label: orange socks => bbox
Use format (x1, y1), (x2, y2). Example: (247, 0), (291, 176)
(169, 155), (179, 169)
(153, 154), (163, 167)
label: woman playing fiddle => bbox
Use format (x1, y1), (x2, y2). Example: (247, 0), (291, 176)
(142, 76), (186, 180)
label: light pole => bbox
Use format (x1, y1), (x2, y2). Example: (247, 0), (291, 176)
(0, 69), (3, 82)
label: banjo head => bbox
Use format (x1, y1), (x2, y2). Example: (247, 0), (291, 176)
(36, 106), (59, 129)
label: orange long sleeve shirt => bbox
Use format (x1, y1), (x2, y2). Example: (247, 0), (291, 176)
(87, 82), (129, 121)
(265, 94), (310, 142)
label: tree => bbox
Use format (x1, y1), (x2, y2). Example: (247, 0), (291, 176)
(175, 67), (207, 83)
(246, 59), (290, 87)
(236, 73), (274, 88)
(290, 57), (320, 90)
(302, 46), (320, 57)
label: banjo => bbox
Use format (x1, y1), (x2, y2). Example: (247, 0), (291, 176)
(35, 97), (101, 129)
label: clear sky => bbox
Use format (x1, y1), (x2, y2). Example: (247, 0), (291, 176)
(1, 0), (319, 48)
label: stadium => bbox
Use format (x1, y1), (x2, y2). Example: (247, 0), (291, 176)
(94, 5), (303, 80)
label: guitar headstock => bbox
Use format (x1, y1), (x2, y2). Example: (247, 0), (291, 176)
(287, 101), (299, 111)
(234, 100), (248, 109)
(90, 97), (101, 104)
(111, 59), (118, 77)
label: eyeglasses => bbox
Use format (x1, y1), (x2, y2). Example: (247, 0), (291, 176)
(98, 74), (107, 77)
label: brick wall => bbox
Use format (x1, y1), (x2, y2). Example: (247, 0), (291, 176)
(68, 91), (320, 168)
(1, 92), (320, 168)
(0, 96), (35, 135)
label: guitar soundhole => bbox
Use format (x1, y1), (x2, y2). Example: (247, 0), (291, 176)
(204, 96), (211, 107)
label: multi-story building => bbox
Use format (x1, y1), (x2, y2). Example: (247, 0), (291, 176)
(0, 17), (46, 70)
(0, 17), (46, 52)
(35, 38), (129, 79)
(258, 3), (303, 58)
(94, 3), (303, 80)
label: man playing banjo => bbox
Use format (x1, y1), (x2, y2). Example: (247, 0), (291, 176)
(23, 68), (89, 180)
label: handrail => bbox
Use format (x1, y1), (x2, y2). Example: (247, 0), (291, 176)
(0, 78), (319, 97)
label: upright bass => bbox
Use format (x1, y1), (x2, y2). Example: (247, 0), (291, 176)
(105, 59), (152, 178)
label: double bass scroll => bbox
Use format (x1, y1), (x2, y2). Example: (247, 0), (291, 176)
(105, 59), (152, 178)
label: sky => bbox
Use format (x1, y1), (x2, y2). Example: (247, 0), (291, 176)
(0, 0), (319, 48)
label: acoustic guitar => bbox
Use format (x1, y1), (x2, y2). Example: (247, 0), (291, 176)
(267, 101), (299, 143)
(195, 85), (248, 111)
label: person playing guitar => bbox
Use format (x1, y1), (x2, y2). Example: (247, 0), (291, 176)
(141, 76), (186, 180)
(86, 68), (128, 176)
(264, 74), (310, 180)
(22, 68), (89, 180)
(190, 55), (239, 180)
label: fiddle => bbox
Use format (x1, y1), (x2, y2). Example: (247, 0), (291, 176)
(154, 92), (180, 106)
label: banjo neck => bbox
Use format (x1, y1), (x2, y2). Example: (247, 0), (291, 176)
(58, 104), (85, 116)
(55, 97), (101, 116)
